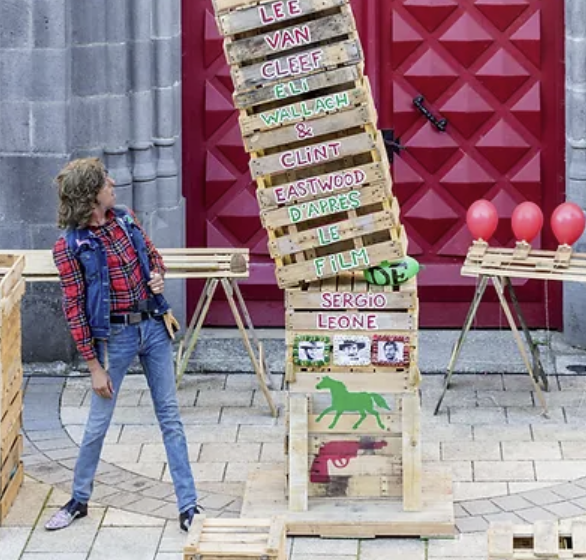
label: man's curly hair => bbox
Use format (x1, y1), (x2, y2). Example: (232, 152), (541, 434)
(56, 158), (108, 229)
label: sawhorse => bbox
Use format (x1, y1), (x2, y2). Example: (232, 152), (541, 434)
(433, 274), (549, 416)
(174, 253), (277, 418)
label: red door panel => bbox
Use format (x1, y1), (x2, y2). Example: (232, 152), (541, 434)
(379, 0), (564, 328)
(182, 0), (564, 328)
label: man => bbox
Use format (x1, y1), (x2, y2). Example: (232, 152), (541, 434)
(46, 158), (199, 532)
(300, 341), (322, 362)
(338, 339), (365, 362)
(383, 340), (402, 363)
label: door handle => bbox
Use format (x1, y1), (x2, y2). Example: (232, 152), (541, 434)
(382, 129), (406, 164)
(413, 95), (448, 132)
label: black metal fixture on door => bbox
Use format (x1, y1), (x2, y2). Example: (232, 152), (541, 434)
(382, 129), (406, 164)
(413, 95), (448, 132)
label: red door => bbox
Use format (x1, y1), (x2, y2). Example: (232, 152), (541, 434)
(182, 0), (564, 328)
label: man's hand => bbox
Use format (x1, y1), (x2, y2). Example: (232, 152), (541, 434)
(148, 271), (164, 295)
(88, 360), (114, 399)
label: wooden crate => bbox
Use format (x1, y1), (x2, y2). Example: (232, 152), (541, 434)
(0, 255), (25, 525)
(287, 392), (421, 510)
(285, 272), (419, 386)
(184, 517), (286, 560)
(488, 520), (586, 559)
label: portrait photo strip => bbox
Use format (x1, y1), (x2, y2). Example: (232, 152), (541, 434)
(293, 335), (331, 368)
(333, 335), (371, 367)
(372, 335), (410, 367)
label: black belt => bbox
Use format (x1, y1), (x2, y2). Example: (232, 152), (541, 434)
(110, 311), (151, 325)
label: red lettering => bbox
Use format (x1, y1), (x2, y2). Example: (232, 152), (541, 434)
(367, 314), (378, 329)
(342, 293), (353, 308)
(315, 313), (380, 330)
(288, 0), (302, 15)
(274, 2), (285, 18)
(259, 5), (275, 24)
(321, 292), (332, 309)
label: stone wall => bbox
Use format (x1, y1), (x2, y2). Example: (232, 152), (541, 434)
(0, 0), (185, 361)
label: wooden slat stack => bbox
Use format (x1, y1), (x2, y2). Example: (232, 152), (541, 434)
(488, 520), (586, 559)
(184, 517), (286, 560)
(210, 0), (423, 521)
(0, 255), (25, 524)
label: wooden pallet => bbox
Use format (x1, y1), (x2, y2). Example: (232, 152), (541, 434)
(488, 520), (586, 559)
(241, 464), (453, 538)
(0, 249), (249, 282)
(0, 256), (24, 525)
(286, 391), (422, 511)
(461, 242), (586, 283)
(184, 517), (286, 560)
(285, 273), (419, 385)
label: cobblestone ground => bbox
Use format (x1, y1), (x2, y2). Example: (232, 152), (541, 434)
(3, 372), (586, 559)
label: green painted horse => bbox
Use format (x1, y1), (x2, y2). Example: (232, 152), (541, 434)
(315, 376), (391, 430)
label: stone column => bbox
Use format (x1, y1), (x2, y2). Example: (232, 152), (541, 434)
(564, 0), (586, 347)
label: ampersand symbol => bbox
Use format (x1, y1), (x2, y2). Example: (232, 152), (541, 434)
(295, 122), (314, 140)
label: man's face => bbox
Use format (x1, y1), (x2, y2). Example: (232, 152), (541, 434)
(345, 343), (359, 358)
(385, 343), (398, 361)
(96, 172), (116, 210)
(305, 345), (316, 360)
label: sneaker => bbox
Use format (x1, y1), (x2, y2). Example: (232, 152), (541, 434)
(45, 499), (88, 531)
(179, 504), (203, 532)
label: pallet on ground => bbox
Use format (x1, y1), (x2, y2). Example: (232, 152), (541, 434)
(0, 461), (23, 524)
(488, 519), (586, 559)
(184, 517), (286, 560)
(241, 464), (453, 538)
(286, 392), (422, 510)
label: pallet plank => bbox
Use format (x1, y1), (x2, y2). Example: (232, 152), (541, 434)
(233, 39), (362, 93)
(289, 394), (309, 512)
(216, 0), (349, 34)
(402, 392), (422, 511)
(290, 372), (409, 393)
(226, 10), (355, 64)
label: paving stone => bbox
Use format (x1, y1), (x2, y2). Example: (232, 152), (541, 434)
(95, 469), (138, 486)
(154, 554), (183, 560)
(60, 407), (90, 425)
(198, 493), (238, 510)
(124, 497), (170, 516)
(459, 499), (501, 516)
(237, 425), (285, 443)
(516, 506), (559, 523)
(561, 441), (586, 460)
(454, 503), (468, 517)
(442, 442), (501, 461)
(151, 502), (179, 520)
(197, 481), (245, 497)
(197, 389), (254, 407)
(87, 526), (163, 560)
(474, 461), (535, 482)
(360, 538), (425, 560)
(99, 491), (142, 508)
(455, 516), (489, 533)
(545, 501), (586, 518)
(180, 374), (227, 391)
(184, 425), (239, 443)
(423, 442), (441, 461)
(520, 488), (566, 506)
(220, 407), (280, 425)
(483, 512), (525, 524)
(115, 477), (162, 494)
(139, 442), (200, 462)
(113, 391), (143, 406)
(449, 407), (507, 425)
(44, 447), (81, 461)
(117, 461), (165, 480)
(504, 375), (555, 391)
(260, 443), (285, 462)
(163, 462), (226, 483)
(293, 556), (355, 560)
(473, 425), (532, 442)
(200, 443), (261, 463)
(26, 507), (104, 553)
(118, 425), (163, 444)
(60, 389), (89, 407)
(21, 554), (87, 560)
(428, 533), (487, 557)
(502, 441), (562, 461)
(477, 391), (534, 408)
(508, 482), (557, 493)
(46, 487), (73, 507)
(448, 374), (505, 391)
(158, 521), (186, 552)
(1, 478), (51, 526)
(34, 438), (77, 452)
(88, 484), (120, 502)
(26, 462), (73, 485)
(423, 424), (474, 442)
(535, 461), (586, 481)
(102, 508), (165, 526)
(26, 429), (71, 442)
(491, 494), (535, 512)
(507, 407), (566, 424)
(174, 407), (221, 425)
(453, 482), (508, 501)
(65, 425), (121, 445)
(224, 374), (263, 390)
(293, 537), (359, 556)
(532, 426), (586, 441)
(225, 462), (285, 482)
(551, 482), (586, 499)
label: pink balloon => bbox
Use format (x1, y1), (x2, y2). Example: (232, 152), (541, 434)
(466, 199), (499, 241)
(511, 202), (544, 243)
(551, 202), (586, 246)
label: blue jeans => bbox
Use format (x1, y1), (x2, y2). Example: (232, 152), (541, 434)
(72, 317), (197, 513)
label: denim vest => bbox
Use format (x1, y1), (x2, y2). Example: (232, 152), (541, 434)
(63, 206), (170, 340)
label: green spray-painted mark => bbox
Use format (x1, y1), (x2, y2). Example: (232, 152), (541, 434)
(315, 376), (391, 430)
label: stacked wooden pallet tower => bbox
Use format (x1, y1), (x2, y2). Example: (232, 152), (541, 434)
(0, 255), (25, 523)
(211, 0), (454, 537)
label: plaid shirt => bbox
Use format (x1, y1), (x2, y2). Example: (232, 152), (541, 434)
(53, 210), (166, 361)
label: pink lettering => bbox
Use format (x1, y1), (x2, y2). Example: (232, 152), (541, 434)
(259, 50), (323, 81)
(316, 313), (380, 331)
(319, 292), (388, 310)
(288, 0), (302, 16)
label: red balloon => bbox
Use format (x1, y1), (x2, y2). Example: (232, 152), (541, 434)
(466, 199), (499, 241)
(511, 202), (543, 243)
(551, 202), (586, 246)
